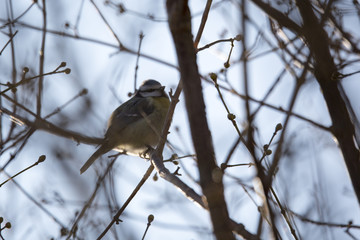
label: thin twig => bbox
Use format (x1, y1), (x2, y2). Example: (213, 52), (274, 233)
(0, 63), (69, 95)
(0, 18), (178, 70)
(44, 88), (88, 119)
(0, 128), (35, 171)
(194, 0), (212, 48)
(141, 215), (154, 240)
(1, 170), (67, 229)
(197, 37), (235, 52)
(267, 59), (310, 183)
(134, 32), (144, 92)
(0, 30), (18, 55)
(291, 210), (360, 229)
(203, 77), (330, 131)
(4, 0), (18, 149)
(0, 155), (45, 187)
(210, 74), (252, 154)
(74, 0), (86, 36)
(96, 165), (154, 240)
(67, 158), (116, 239)
(0, 2), (35, 29)
(89, 0), (123, 48)
(270, 187), (299, 240)
(37, 0), (47, 116)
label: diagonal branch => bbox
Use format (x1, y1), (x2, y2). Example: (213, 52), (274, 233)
(295, 0), (360, 205)
(89, 0), (123, 48)
(194, 0), (212, 48)
(250, 0), (301, 34)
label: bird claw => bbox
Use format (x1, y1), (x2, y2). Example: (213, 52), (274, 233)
(139, 146), (154, 159)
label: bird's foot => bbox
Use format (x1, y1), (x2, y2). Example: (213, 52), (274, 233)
(139, 146), (154, 160)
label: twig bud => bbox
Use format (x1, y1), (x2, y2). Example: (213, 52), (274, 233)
(5, 222), (11, 229)
(227, 113), (236, 120)
(153, 173), (158, 181)
(147, 214), (154, 223)
(265, 149), (272, 155)
(234, 34), (243, 41)
(80, 88), (88, 96)
(38, 155), (46, 163)
(209, 72), (217, 82)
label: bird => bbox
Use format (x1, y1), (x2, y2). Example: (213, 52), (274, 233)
(80, 79), (170, 174)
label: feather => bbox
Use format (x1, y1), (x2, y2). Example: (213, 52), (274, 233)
(80, 144), (113, 174)
(80, 80), (169, 174)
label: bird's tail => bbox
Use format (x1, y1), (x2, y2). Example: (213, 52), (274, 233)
(80, 144), (113, 174)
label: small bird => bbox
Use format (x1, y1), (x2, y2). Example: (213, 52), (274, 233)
(80, 80), (170, 174)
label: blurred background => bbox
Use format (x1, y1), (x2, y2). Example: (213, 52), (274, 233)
(0, 0), (360, 239)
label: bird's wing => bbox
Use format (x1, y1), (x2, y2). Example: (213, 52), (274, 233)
(80, 97), (155, 174)
(105, 96), (155, 138)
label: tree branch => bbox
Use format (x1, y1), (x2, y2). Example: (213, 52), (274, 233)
(250, 0), (302, 34)
(0, 106), (102, 146)
(296, 0), (360, 205)
(166, 1), (236, 239)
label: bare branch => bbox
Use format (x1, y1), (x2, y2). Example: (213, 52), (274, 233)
(166, 0), (237, 239)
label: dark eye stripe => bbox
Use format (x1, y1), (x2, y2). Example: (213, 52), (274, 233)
(141, 88), (157, 92)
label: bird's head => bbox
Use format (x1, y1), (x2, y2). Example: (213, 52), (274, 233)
(137, 79), (167, 98)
